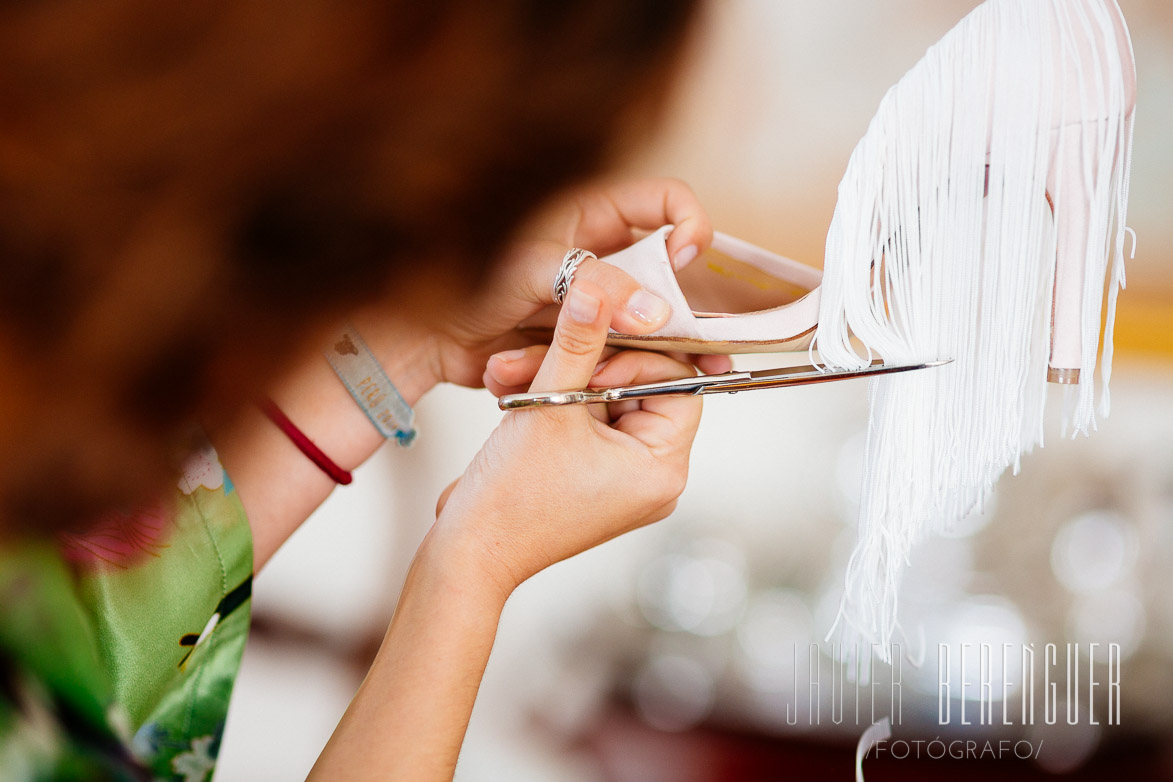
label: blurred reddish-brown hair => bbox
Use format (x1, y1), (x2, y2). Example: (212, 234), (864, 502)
(0, 0), (700, 531)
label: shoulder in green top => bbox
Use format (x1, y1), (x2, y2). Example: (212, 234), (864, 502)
(0, 444), (253, 782)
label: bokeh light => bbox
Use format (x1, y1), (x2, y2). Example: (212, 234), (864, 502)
(1050, 510), (1138, 594)
(633, 654), (716, 732)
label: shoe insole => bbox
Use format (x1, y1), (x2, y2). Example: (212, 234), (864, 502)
(678, 245), (816, 318)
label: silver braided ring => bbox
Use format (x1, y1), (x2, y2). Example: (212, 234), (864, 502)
(552, 248), (596, 304)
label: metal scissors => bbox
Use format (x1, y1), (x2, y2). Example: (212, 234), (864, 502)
(499, 358), (952, 410)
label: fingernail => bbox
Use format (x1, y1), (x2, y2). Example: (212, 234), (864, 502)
(627, 289), (670, 325)
(491, 349), (528, 364)
(566, 286), (601, 324)
(591, 360), (610, 377)
(672, 244), (699, 270)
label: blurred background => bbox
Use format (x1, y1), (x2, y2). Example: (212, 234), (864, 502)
(217, 1), (1173, 779)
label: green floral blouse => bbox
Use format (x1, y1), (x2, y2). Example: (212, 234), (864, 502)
(0, 445), (252, 781)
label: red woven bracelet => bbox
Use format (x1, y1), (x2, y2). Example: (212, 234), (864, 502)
(258, 398), (353, 485)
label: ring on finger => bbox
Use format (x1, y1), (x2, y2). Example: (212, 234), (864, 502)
(552, 247), (597, 304)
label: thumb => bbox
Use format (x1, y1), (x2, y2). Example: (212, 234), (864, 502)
(528, 280), (611, 393)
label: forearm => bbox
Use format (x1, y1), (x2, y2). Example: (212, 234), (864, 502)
(309, 528), (510, 781)
(212, 310), (441, 571)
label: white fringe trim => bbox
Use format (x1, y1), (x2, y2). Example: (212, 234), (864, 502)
(814, 0), (1136, 661)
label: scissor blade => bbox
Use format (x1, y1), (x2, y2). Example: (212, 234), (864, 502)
(709, 358), (950, 394)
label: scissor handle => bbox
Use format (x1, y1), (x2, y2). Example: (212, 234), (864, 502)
(499, 389), (601, 409)
(499, 372), (751, 410)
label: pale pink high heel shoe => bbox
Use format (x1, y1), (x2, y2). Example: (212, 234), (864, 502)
(519, 226), (824, 354)
(517, 0), (1134, 406)
(594, 1), (1135, 385)
(599, 226), (822, 355)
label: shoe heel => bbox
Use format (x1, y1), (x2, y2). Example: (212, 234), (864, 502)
(1045, 126), (1093, 385)
(1045, 1), (1136, 385)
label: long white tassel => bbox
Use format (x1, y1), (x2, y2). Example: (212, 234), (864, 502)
(814, 0), (1135, 659)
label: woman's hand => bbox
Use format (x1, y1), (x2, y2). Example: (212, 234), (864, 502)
(357, 177), (731, 395)
(311, 278), (703, 781)
(431, 277), (702, 594)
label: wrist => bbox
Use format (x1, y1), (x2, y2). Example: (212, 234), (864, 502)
(346, 309), (441, 408)
(416, 517), (519, 608)
(263, 316), (437, 476)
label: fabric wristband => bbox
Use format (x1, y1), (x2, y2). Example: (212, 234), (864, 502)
(325, 324), (417, 447)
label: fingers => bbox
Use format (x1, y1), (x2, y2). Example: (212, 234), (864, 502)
(693, 354), (734, 375)
(486, 340), (704, 448)
(587, 349), (697, 390)
(484, 345), (686, 429)
(485, 345), (730, 398)
(664, 351), (733, 376)
(588, 350), (702, 455)
(506, 179), (714, 340)
(528, 280), (612, 395)
(574, 257), (670, 334)
(574, 178), (714, 270)
(483, 345), (548, 396)
(587, 349), (697, 425)
(596, 353), (702, 454)
(612, 393), (703, 456)
(510, 240), (670, 335)
(484, 344), (621, 397)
